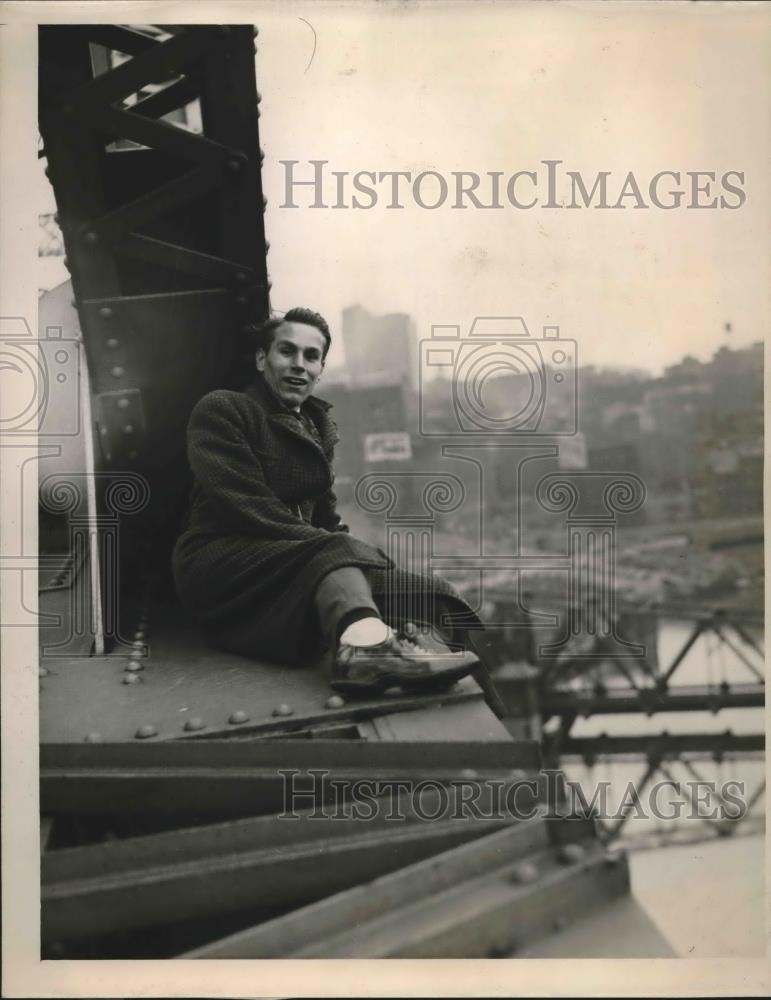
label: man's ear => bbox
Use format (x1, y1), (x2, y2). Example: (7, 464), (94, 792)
(255, 348), (266, 372)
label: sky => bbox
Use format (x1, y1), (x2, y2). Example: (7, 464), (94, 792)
(252, 1), (770, 375)
(35, 2), (770, 376)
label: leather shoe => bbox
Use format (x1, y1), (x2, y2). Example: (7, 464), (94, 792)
(331, 632), (478, 696)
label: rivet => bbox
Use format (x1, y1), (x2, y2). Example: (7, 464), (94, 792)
(128, 451), (138, 460)
(184, 716), (206, 731)
(125, 661), (143, 673)
(134, 630), (145, 640)
(234, 271), (247, 283)
(509, 861), (539, 885)
(105, 338), (119, 350)
(110, 366), (124, 378)
(122, 673), (141, 685)
(558, 842), (586, 865)
(272, 703), (293, 717)
(325, 694), (345, 709)
(259, 150), (265, 165)
(253, 26), (260, 38)
(229, 709), (249, 725)
(265, 239), (270, 252)
(135, 724), (157, 739)
(98, 306), (113, 319)
(84, 732), (103, 742)
(39, 666), (49, 677)
(227, 157), (242, 172)
(459, 768), (478, 779)
(123, 425), (135, 435)
(266, 279), (272, 291)
(256, 91), (262, 104)
(117, 397), (130, 409)
(235, 294), (248, 306)
(262, 196), (268, 209)
(83, 230), (98, 245)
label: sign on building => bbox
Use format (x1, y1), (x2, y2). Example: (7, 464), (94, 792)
(364, 432), (413, 462)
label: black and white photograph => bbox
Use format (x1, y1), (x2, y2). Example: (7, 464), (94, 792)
(1, 1), (769, 996)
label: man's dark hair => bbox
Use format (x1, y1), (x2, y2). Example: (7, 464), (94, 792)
(254, 307), (332, 359)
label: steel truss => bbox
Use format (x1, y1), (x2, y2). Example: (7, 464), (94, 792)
(494, 606), (765, 846)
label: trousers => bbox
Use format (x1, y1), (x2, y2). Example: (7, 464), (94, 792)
(312, 566), (381, 649)
(312, 565), (463, 652)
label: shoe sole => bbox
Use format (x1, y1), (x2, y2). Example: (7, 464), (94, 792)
(330, 660), (476, 697)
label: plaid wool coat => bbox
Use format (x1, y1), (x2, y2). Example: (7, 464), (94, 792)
(172, 375), (479, 665)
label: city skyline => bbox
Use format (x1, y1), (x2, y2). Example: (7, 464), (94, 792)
(322, 300), (757, 382)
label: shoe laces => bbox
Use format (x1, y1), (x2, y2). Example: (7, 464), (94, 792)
(395, 626), (430, 655)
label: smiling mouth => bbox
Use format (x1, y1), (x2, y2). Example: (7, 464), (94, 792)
(282, 377), (308, 388)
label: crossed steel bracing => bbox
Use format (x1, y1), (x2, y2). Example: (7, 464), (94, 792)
(38, 23), (274, 654)
(39, 24), (270, 493)
(523, 607), (765, 845)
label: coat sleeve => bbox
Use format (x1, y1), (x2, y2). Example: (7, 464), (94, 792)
(187, 391), (330, 542)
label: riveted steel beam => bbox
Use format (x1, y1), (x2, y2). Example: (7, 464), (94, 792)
(77, 164), (221, 247)
(131, 76), (201, 120)
(80, 25), (161, 58)
(41, 738), (542, 772)
(536, 683), (766, 718)
(557, 731), (764, 761)
(117, 233), (257, 285)
(87, 104), (244, 169)
(40, 738), (543, 817)
(184, 818), (624, 958)
(40, 26), (218, 118)
(43, 813), (506, 943)
(289, 845), (629, 958)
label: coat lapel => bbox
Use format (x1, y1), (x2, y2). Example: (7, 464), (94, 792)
(246, 378), (337, 462)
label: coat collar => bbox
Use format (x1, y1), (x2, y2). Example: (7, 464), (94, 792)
(245, 376), (338, 456)
(244, 375), (333, 416)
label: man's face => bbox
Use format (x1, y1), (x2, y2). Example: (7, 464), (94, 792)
(256, 321), (326, 410)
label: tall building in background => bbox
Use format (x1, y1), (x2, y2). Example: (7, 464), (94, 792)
(342, 304), (417, 387)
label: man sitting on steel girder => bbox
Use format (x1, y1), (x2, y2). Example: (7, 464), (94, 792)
(172, 307), (483, 696)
